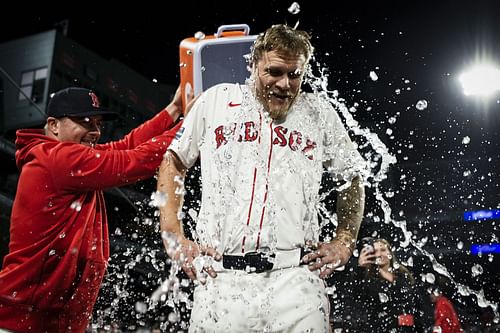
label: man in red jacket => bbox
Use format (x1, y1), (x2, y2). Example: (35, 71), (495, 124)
(0, 87), (185, 333)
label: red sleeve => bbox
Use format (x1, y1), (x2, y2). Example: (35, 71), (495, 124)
(49, 121), (182, 191)
(98, 108), (175, 150)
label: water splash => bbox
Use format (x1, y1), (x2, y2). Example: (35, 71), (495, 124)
(306, 57), (499, 321)
(91, 45), (498, 332)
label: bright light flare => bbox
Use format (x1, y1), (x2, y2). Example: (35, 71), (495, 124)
(459, 64), (500, 97)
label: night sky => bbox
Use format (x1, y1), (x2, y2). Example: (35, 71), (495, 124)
(1, 0), (500, 326)
(3, 1), (500, 159)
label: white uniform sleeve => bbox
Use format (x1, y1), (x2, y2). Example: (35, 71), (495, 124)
(168, 95), (206, 168)
(322, 103), (367, 181)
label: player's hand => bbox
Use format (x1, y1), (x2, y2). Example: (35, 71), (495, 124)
(302, 240), (352, 279)
(162, 234), (221, 284)
(163, 236), (200, 280)
(358, 244), (377, 268)
(193, 246), (222, 283)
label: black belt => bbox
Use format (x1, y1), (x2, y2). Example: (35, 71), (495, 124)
(222, 248), (312, 273)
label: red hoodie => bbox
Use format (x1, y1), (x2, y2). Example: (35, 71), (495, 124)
(433, 295), (463, 333)
(0, 110), (181, 333)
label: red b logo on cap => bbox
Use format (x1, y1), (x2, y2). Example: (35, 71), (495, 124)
(89, 92), (100, 108)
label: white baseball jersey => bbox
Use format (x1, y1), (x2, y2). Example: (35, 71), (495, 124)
(170, 83), (363, 256)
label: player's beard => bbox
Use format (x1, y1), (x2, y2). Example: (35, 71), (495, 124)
(257, 85), (297, 120)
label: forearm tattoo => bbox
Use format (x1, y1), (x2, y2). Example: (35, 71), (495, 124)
(335, 176), (365, 252)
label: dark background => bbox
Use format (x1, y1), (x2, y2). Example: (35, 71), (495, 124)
(1, 0), (499, 330)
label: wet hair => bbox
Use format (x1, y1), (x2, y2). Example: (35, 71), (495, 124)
(365, 238), (415, 285)
(251, 24), (313, 65)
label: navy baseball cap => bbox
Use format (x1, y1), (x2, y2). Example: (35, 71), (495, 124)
(47, 87), (118, 120)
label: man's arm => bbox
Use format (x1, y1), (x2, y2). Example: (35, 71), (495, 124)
(334, 175), (365, 254)
(158, 151), (187, 239)
(303, 175), (365, 279)
(157, 151), (219, 281)
(157, 151), (200, 280)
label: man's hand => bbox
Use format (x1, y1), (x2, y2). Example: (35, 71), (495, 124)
(162, 232), (221, 283)
(301, 240), (353, 279)
(165, 85), (197, 121)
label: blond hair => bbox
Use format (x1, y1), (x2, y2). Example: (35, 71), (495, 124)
(251, 24), (313, 65)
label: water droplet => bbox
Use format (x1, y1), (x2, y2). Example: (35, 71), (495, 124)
(407, 257), (414, 267)
(288, 2), (301, 14)
(369, 71), (378, 81)
(471, 264), (483, 277)
(462, 136), (470, 144)
(70, 201), (82, 211)
(149, 191), (168, 207)
(379, 292), (389, 303)
(135, 301), (147, 313)
(425, 272), (435, 283)
(388, 117), (396, 124)
(457, 285), (470, 296)
(59, 232), (66, 239)
(168, 312), (178, 322)
(416, 99), (428, 110)
(49, 249), (56, 256)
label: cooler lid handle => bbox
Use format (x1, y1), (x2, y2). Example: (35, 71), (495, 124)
(215, 24), (250, 38)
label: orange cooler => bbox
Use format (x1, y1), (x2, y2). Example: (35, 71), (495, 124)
(179, 24), (257, 110)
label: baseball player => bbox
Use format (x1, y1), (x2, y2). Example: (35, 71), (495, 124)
(158, 24), (366, 332)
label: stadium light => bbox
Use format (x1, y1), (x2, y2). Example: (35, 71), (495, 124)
(459, 63), (500, 97)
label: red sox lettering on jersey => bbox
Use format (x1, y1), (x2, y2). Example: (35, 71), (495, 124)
(214, 122), (317, 159)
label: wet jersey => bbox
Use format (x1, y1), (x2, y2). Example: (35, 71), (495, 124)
(170, 83), (363, 255)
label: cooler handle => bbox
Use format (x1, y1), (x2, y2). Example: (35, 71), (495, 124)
(215, 24), (250, 38)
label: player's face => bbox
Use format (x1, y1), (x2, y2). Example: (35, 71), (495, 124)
(49, 116), (103, 147)
(254, 50), (307, 120)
